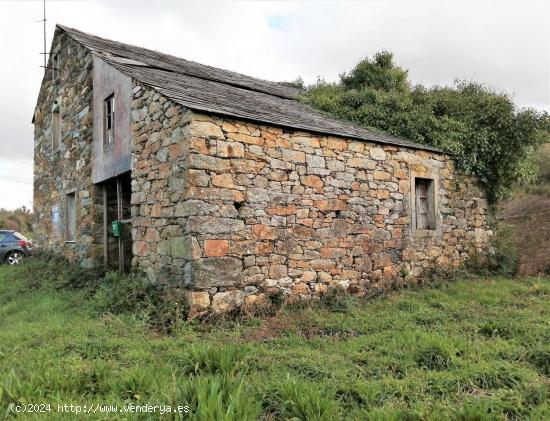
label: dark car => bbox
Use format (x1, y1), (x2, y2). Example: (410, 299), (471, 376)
(0, 230), (32, 264)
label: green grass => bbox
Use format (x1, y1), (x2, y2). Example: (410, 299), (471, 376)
(0, 260), (549, 420)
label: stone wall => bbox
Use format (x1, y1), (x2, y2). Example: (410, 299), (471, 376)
(129, 85), (194, 284)
(33, 31), (102, 267)
(129, 85), (492, 315)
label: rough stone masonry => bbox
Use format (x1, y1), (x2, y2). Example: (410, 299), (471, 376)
(130, 85), (491, 316)
(33, 26), (492, 317)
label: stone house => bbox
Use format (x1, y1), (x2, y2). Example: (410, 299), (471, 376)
(33, 25), (491, 313)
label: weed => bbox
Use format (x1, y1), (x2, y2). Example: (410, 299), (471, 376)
(522, 383), (549, 407)
(525, 281), (550, 296)
(177, 344), (247, 376)
(17, 250), (105, 292)
(267, 289), (285, 309)
(175, 375), (261, 421)
(101, 366), (161, 401)
(396, 299), (420, 311)
(471, 366), (525, 390)
(335, 382), (388, 410)
(318, 287), (355, 313)
(93, 271), (184, 333)
(264, 375), (340, 420)
(452, 401), (499, 421)
(363, 407), (424, 421)
(526, 347), (550, 376)
(478, 320), (516, 339)
(415, 343), (454, 371)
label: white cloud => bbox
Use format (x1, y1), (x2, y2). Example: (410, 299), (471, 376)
(0, 0), (548, 210)
(0, 158), (33, 211)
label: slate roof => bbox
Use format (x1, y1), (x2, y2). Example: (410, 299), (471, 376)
(57, 24), (443, 153)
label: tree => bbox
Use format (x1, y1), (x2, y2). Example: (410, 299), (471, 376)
(302, 52), (550, 202)
(0, 207), (35, 235)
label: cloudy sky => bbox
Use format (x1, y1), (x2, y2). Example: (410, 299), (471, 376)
(0, 0), (548, 210)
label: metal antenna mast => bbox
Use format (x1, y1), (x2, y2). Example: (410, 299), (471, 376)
(43, 0), (46, 70)
(38, 0), (47, 72)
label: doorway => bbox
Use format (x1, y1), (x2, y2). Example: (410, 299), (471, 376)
(100, 172), (132, 272)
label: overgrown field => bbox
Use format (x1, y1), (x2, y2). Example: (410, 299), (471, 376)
(0, 257), (549, 420)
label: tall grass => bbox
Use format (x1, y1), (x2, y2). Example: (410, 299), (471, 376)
(0, 257), (549, 420)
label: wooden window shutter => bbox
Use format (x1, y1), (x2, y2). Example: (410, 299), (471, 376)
(415, 178), (436, 230)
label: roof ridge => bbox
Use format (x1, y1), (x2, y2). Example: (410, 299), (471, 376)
(56, 24), (302, 100)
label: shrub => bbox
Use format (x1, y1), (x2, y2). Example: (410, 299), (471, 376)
(498, 194), (550, 276)
(318, 287), (355, 313)
(93, 272), (174, 315)
(418, 266), (470, 286)
(534, 143), (550, 183)
(486, 224), (518, 276)
(92, 271), (183, 333)
(302, 52), (550, 202)
(267, 289), (285, 309)
(17, 250), (104, 292)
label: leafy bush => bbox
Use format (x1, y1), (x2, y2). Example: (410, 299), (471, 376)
(302, 51), (550, 201)
(92, 271), (184, 331)
(267, 289), (286, 309)
(0, 206), (34, 236)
